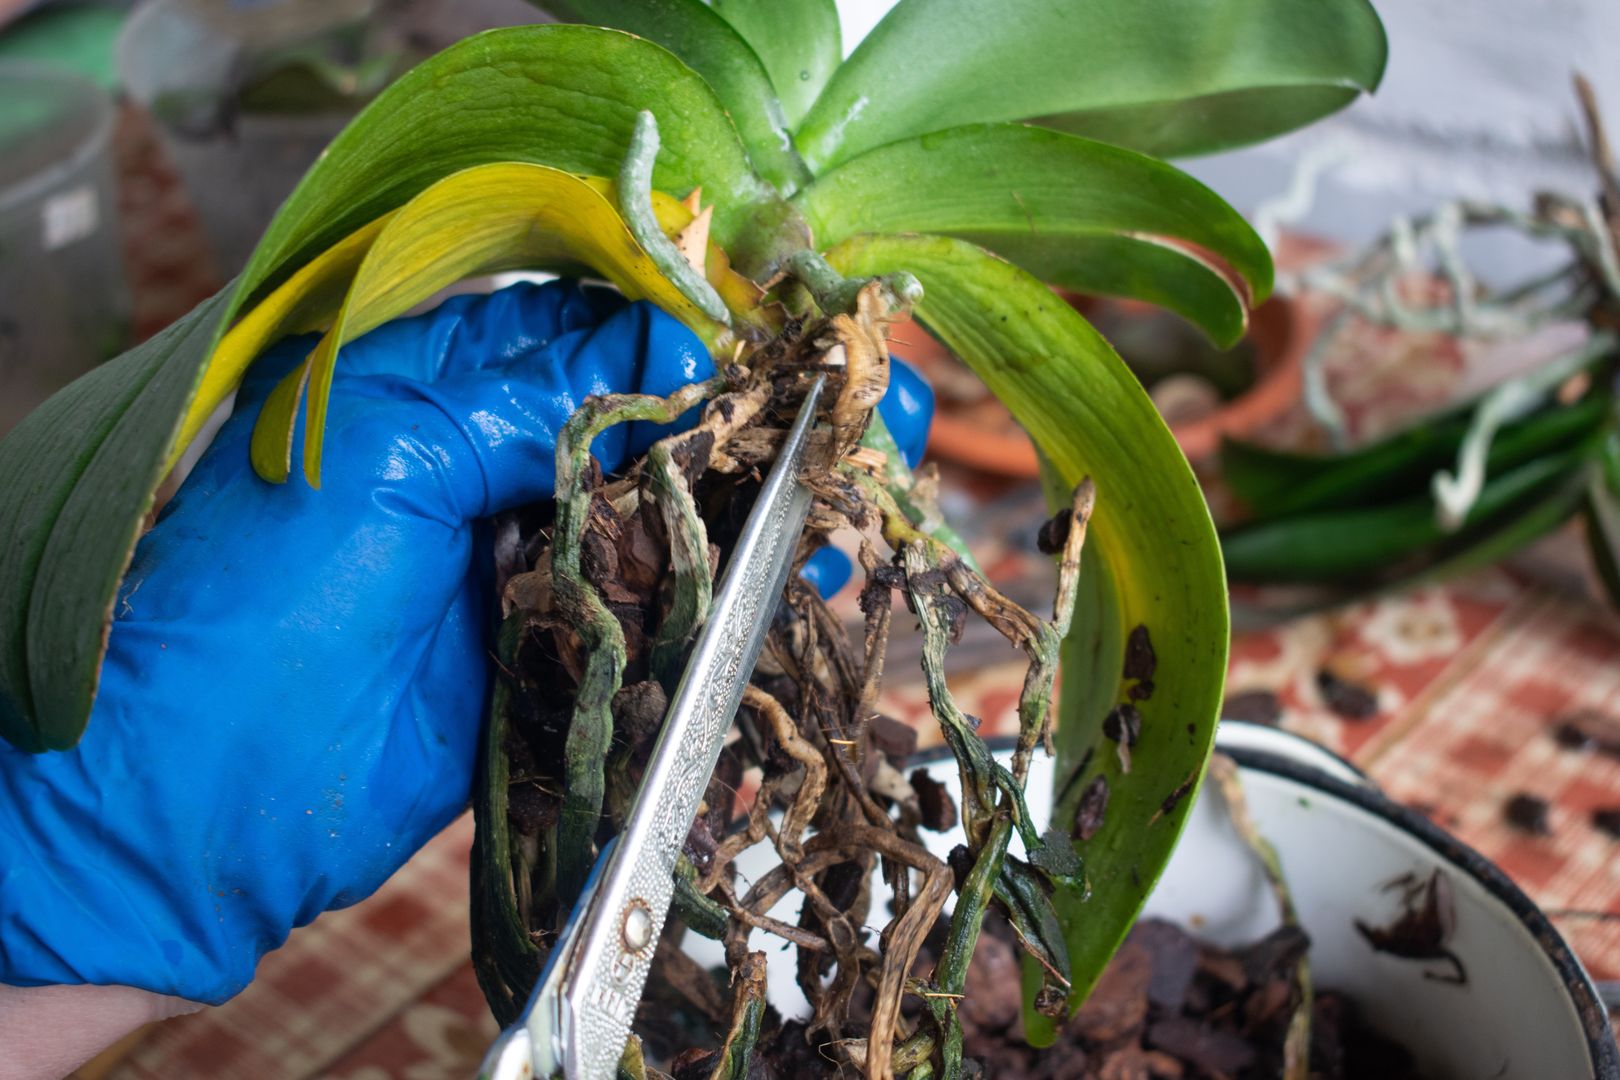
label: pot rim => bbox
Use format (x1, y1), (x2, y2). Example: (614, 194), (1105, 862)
(906, 735), (1620, 1078)
(1212, 719), (1371, 787)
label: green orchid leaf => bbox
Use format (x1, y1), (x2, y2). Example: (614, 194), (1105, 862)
(1414, 471), (1589, 586)
(826, 233), (1228, 1026)
(1222, 393), (1610, 519)
(703, 0), (840, 128)
(0, 24), (781, 750)
(1601, 428), (1620, 495)
(241, 23), (779, 304)
(0, 290), (234, 751)
(1230, 460), (1594, 626)
(794, 0), (1386, 171)
(1222, 446), (1590, 583)
(250, 164), (734, 487)
(794, 123), (1272, 346)
(533, 1), (809, 193)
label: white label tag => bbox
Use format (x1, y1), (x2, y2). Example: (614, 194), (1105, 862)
(41, 186), (100, 252)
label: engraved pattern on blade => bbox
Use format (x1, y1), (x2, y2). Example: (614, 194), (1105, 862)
(559, 378), (823, 1080)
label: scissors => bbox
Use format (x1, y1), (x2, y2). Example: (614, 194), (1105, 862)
(479, 374), (828, 1080)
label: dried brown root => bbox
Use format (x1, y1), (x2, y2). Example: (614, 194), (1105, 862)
(743, 684), (825, 860)
(473, 271), (1105, 1079)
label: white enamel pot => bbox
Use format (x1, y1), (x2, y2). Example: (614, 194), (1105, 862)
(691, 722), (1619, 1078)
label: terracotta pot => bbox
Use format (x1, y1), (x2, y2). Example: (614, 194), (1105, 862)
(894, 295), (1312, 477)
(1165, 296), (1312, 461)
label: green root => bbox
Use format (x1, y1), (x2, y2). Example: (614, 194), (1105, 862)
(620, 110), (731, 324)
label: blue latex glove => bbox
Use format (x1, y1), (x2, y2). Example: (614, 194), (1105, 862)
(882, 354), (936, 470)
(800, 354), (935, 597)
(0, 281), (713, 1005)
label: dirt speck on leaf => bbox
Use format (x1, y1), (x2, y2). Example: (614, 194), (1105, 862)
(1074, 775), (1110, 841)
(1124, 624), (1156, 683)
(1104, 703), (1142, 747)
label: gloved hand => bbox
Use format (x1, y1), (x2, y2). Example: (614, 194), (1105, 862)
(0, 281), (714, 1006)
(0, 279), (935, 1009)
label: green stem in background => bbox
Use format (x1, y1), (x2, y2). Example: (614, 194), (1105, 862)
(550, 378), (725, 904)
(1587, 449), (1620, 608)
(1232, 472), (1593, 626)
(1221, 391), (1609, 521)
(619, 110), (731, 324)
(1222, 443), (1594, 583)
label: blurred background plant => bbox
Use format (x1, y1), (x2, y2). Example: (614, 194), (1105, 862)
(1217, 77), (1620, 616)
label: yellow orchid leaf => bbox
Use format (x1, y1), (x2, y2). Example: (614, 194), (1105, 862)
(249, 163), (737, 487)
(166, 214), (392, 472)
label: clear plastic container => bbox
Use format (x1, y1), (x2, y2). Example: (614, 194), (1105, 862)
(0, 62), (129, 436)
(116, 0), (378, 276)
(115, 0), (539, 277)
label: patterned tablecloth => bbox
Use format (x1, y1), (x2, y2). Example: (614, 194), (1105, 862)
(82, 108), (1620, 1079)
(90, 540), (1620, 1080)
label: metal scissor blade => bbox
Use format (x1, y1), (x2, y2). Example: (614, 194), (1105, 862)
(479, 374), (828, 1080)
(478, 836), (618, 1080)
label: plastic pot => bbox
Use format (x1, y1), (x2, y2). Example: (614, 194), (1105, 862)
(115, 0), (368, 276)
(695, 724), (1619, 1078)
(0, 61), (128, 436)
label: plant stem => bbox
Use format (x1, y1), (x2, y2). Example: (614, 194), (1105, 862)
(707, 952), (769, 1080)
(784, 248), (922, 317)
(645, 385), (769, 684)
(470, 612), (542, 1026)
